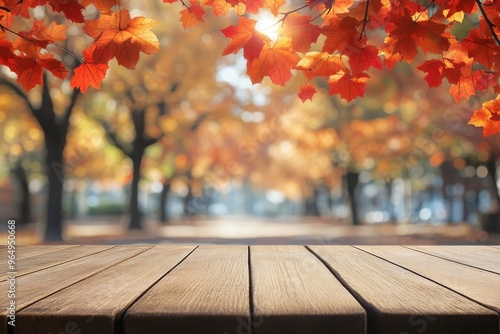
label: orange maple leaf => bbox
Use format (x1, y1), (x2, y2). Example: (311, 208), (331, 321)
(247, 37), (300, 85)
(81, 0), (121, 11)
(180, 4), (205, 29)
(322, 16), (360, 54)
(263, 0), (285, 15)
(279, 13), (321, 53)
(295, 52), (343, 77)
(328, 71), (369, 102)
(70, 45), (109, 93)
(221, 17), (270, 63)
(84, 9), (159, 69)
(469, 97), (500, 136)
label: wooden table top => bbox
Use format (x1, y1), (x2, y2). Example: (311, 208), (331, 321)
(1, 245), (499, 334)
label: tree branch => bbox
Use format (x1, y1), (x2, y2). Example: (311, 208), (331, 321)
(0, 77), (35, 114)
(62, 88), (81, 128)
(99, 121), (132, 157)
(144, 133), (163, 148)
(476, 0), (500, 45)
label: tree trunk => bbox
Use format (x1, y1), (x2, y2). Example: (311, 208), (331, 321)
(129, 151), (144, 230)
(44, 140), (66, 241)
(159, 181), (171, 222)
(183, 185), (194, 216)
(304, 187), (320, 216)
(486, 154), (500, 211)
(346, 171), (360, 225)
(12, 162), (30, 225)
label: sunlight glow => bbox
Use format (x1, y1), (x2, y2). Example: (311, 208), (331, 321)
(255, 12), (280, 41)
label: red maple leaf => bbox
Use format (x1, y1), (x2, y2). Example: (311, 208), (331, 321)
(221, 17), (270, 63)
(298, 83), (316, 102)
(322, 16), (360, 54)
(345, 44), (382, 74)
(384, 11), (450, 62)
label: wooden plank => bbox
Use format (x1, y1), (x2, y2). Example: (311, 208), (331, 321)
(309, 246), (498, 334)
(16, 246), (195, 334)
(356, 246), (500, 313)
(0, 246), (152, 330)
(10, 245), (78, 261)
(407, 246), (500, 274)
(124, 245), (249, 334)
(250, 246), (366, 334)
(0, 245), (113, 281)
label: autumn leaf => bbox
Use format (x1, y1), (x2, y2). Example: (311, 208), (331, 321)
(468, 97), (500, 136)
(295, 52), (343, 77)
(384, 11), (450, 62)
(70, 45), (109, 93)
(17, 20), (67, 49)
(84, 9), (159, 69)
(263, 0), (285, 15)
(461, 21), (500, 70)
(417, 58), (464, 87)
(14, 54), (67, 91)
(247, 37), (300, 85)
(48, 0), (85, 23)
(298, 83), (316, 102)
(434, 0), (475, 18)
(322, 16), (360, 54)
(279, 13), (321, 53)
(344, 44), (382, 74)
(221, 17), (270, 63)
(328, 71), (369, 102)
(81, 0), (121, 11)
(180, 4), (205, 28)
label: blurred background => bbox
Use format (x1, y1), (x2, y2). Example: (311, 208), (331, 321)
(1, 1), (500, 245)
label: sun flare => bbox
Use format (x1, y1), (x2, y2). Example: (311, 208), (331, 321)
(254, 12), (280, 41)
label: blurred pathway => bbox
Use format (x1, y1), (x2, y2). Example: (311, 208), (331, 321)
(5, 216), (500, 245)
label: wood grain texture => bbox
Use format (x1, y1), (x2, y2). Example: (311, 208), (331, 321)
(0, 245), (112, 281)
(124, 245), (249, 334)
(356, 246), (500, 313)
(0, 246), (152, 330)
(309, 246), (498, 334)
(0, 245), (80, 278)
(250, 245), (366, 334)
(407, 246), (500, 274)
(16, 246), (195, 334)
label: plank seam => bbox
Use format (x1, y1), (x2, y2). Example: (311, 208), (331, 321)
(402, 246), (500, 276)
(248, 246), (255, 334)
(6, 246), (154, 334)
(305, 245), (374, 334)
(353, 246), (500, 317)
(118, 245), (199, 334)
(2, 245), (116, 281)
(14, 246), (153, 314)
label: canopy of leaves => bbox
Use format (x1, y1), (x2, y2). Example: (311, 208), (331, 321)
(1, 0), (500, 135)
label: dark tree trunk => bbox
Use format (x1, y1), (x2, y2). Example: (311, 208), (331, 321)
(129, 151), (144, 230)
(159, 181), (171, 222)
(12, 162), (30, 225)
(346, 171), (360, 225)
(45, 144), (65, 241)
(183, 185), (195, 216)
(304, 187), (320, 216)
(486, 154), (500, 210)
(1, 75), (79, 241)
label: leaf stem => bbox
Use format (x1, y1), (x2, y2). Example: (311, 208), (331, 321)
(475, 0), (500, 45)
(52, 44), (84, 64)
(359, 0), (370, 41)
(0, 5), (11, 12)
